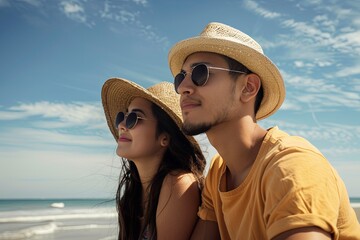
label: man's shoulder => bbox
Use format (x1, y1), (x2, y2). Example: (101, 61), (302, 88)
(209, 153), (225, 169)
(267, 126), (323, 156)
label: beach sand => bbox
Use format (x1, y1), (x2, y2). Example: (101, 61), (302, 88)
(353, 206), (360, 222)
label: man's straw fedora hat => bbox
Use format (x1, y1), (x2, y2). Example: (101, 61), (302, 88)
(102, 77), (197, 145)
(168, 22), (285, 120)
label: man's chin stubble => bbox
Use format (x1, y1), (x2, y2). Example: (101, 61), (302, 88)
(182, 122), (211, 136)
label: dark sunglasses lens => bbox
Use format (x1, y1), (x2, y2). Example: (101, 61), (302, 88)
(126, 112), (138, 129)
(192, 64), (208, 86)
(174, 73), (185, 93)
(115, 112), (125, 129)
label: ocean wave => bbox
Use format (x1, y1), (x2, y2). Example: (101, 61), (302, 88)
(0, 222), (118, 240)
(60, 224), (117, 231)
(50, 202), (65, 208)
(98, 236), (117, 240)
(0, 222), (57, 240)
(351, 203), (360, 208)
(0, 212), (117, 223)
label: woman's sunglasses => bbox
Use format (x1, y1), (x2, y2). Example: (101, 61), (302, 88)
(174, 63), (247, 93)
(115, 112), (146, 130)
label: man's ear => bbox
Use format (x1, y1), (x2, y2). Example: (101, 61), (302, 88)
(240, 74), (261, 103)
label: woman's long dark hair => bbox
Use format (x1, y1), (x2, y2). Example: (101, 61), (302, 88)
(116, 103), (206, 240)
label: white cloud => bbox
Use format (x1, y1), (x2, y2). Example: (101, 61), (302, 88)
(282, 19), (332, 45)
(60, 1), (87, 24)
(247, 1), (359, 74)
(333, 64), (360, 78)
(281, 71), (360, 110)
(260, 119), (360, 146)
(279, 99), (302, 111)
(0, 101), (115, 152)
(303, 0), (323, 5)
(0, 100), (118, 198)
(294, 61), (305, 68)
(132, 0), (147, 7)
(99, 2), (169, 47)
(244, 0), (281, 19)
(99, 2), (138, 23)
(61, 1), (83, 13)
(0, 110), (31, 120)
(315, 59), (332, 67)
(0, 127), (113, 149)
(332, 31), (360, 55)
(313, 14), (337, 33)
(0, 101), (105, 127)
(277, 9), (360, 56)
(293, 59), (332, 68)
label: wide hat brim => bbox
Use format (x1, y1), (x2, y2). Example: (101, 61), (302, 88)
(168, 22), (285, 120)
(101, 78), (198, 147)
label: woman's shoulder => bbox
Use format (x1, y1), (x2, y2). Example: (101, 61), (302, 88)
(163, 171), (197, 189)
(158, 171), (199, 205)
(156, 170), (200, 219)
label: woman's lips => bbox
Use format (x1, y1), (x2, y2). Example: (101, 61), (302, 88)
(118, 135), (131, 142)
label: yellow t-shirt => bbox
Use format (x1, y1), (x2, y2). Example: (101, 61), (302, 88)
(199, 127), (360, 240)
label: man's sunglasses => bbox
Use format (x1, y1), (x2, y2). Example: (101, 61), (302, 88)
(174, 63), (247, 93)
(115, 112), (146, 130)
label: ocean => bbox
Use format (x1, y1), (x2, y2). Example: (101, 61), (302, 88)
(1, 198), (359, 239)
(0, 199), (118, 240)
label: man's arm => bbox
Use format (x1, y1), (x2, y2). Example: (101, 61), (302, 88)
(190, 219), (220, 240)
(272, 226), (331, 240)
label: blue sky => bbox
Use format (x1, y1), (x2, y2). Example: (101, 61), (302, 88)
(0, 0), (359, 199)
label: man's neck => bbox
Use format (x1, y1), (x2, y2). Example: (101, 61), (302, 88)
(207, 116), (267, 189)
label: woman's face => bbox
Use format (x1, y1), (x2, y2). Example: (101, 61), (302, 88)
(116, 97), (168, 162)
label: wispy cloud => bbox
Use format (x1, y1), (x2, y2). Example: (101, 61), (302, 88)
(59, 0), (89, 25)
(0, 127), (113, 149)
(281, 71), (360, 111)
(99, 2), (169, 47)
(0, 101), (105, 128)
(260, 119), (360, 150)
(245, 0), (360, 74)
(132, 0), (148, 7)
(0, 101), (114, 152)
(243, 0), (281, 19)
(281, 19), (332, 46)
(3, 0), (170, 48)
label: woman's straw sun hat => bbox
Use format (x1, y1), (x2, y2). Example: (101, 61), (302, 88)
(168, 22), (285, 120)
(102, 78), (197, 145)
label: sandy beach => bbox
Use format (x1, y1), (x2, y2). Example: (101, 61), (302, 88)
(353, 204), (360, 222)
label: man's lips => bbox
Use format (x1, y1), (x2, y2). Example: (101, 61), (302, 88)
(180, 99), (201, 110)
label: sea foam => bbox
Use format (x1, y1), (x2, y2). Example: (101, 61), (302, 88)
(0, 222), (57, 240)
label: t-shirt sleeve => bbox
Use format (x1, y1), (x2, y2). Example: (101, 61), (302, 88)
(198, 154), (221, 222)
(263, 147), (340, 239)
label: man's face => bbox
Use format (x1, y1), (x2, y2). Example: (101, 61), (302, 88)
(177, 52), (242, 136)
